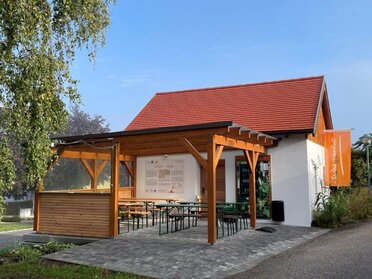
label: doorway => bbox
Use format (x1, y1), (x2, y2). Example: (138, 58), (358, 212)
(235, 155), (271, 218)
(200, 160), (226, 202)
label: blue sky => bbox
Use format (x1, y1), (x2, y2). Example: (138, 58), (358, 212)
(72, 0), (372, 141)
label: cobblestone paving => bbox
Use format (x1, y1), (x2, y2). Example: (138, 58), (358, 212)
(44, 222), (329, 279)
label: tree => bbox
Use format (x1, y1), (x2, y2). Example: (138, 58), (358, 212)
(0, 0), (115, 192)
(351, 147), (367, 187)
(4, 106), (111, 198)
(351, 133), (371, 187)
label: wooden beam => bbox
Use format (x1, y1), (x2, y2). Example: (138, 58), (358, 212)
(33, 184), (41, 232)
(214, 145), (224, 169)
(214, 135), (265, 153)
(120, 127), (229, 145)
(207, 135), (217, 244)
(91, 160), (98, 189)
(97, 160), (108, 177)
(238, 130), (274, 146)
(228, 126), (241, 136)
(132, 159), (137, 197)
(178, 137), (207, 170)
(247, 151), (259, 228)
(121, 161), (134, 178)
(243, 150), (253, 171)
(80, 159), (94, 179)
(110, 143), (120, 237)
(61, 150), (130, 161)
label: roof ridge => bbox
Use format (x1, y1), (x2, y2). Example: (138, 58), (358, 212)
(156, 75), (324, 95)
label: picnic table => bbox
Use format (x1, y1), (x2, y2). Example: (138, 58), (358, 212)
(156, 202), (250, 236)
(118, 198), (179, 228)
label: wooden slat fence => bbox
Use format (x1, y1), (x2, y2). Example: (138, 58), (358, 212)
(38, 192), (111, 238)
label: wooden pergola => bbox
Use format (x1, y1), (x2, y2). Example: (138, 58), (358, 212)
(35, 121), (277, 244)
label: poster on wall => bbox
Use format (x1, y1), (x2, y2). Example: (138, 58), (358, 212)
(145, 159), (184, 193)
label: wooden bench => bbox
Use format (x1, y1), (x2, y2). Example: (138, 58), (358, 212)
(168, 212), (203, 232)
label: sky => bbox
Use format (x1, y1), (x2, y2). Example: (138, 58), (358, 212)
(71, 0), (372, 142)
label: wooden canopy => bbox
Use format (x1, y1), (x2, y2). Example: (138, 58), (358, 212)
(38, 121), (277, 244)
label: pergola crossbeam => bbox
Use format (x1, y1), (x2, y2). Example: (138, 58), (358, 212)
(214, 134), (265, 153)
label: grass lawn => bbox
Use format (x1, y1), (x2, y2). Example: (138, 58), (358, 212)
(0, 223), (33, 232)
(0, 260), (144, 279)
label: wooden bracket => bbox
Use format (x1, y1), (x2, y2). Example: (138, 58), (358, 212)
(178, 137), (207, 169)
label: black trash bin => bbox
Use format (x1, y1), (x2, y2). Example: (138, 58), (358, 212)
(272, 200), (285, 222)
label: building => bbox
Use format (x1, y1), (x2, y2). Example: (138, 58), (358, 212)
(125, 75), (350, 227)
(34, 75), (351, 243)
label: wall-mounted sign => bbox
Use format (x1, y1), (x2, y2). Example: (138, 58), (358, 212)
(145, 159), (184, 193)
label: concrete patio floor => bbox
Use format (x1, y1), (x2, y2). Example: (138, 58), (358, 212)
(44, 221), (328, 279)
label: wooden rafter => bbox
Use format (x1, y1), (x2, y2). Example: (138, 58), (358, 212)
(178, 137), (207, 169)
(214, 134), (265, 153)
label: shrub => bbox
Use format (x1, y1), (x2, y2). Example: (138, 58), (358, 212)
(313, 187), (372, 228)
(348, 187), (372, 220)
(1, 243), (42, 263)
(0, 241), (76, 264)
(1, 215), (22, 222)
(35, 240), (76, 255)
(313, 190), (350, 228)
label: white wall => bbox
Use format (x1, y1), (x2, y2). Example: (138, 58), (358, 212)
(306, 140), (326, 221)
(135, 136), (325, 227)
(269, 135), (312, 226)
(136, 154), (200, 202)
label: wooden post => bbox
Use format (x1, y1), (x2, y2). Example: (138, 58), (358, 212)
(110, 143), (120, 237)
(248, 151), (259, 228)
(33, 183), (42, 231)
(243, 150), (259, 228)
(91, 159), (98, 189)
(207, 135), (217, 244)
(132, 159), (137, 197)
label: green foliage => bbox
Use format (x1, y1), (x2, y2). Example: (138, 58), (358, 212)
(33, 240), (76, 255)
(0, 0), (115, 193)
(0, 216), (21, 222)
(0, 241), (76, 264)
(313, 190), (350, 228)
(313, 187), (372, 228)
(256, 161), (271, 218)
(351, 147), (368, 187)
(4, 106), (111, 196)
(0, 222), (32, 231)
(0, 261), (141, 279)
(0, 241), (140, 279)
(0, 244), (42, 263)
(348, 187), (372, 220)
(0, 196), (4, 219)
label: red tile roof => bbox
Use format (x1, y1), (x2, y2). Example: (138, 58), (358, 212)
(126, 76), (328, 134)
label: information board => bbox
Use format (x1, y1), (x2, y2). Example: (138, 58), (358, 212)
(145, 159), (184, 193)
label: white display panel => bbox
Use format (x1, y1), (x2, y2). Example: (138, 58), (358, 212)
(145, 159), (184, 193)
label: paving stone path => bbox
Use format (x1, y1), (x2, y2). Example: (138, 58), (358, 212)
(44, 222), (328, 278)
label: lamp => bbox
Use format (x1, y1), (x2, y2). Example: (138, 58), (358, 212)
(361, 133), (372, 198)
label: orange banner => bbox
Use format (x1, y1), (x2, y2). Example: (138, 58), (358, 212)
(323, 130), (351, 187)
